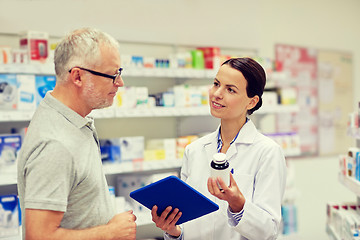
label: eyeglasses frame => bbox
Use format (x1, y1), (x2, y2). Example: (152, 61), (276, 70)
(68, 67), (123, 84)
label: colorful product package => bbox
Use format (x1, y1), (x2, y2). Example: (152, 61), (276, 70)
(0, 74), (17, 110)
(35, 75), (56, 105)
(197, 47), (221, 69)
(0, 195), (20, 237)
(16, 74), (36, 111)
(0, 134), (22, 173)
(19, 31), (49, 63)
(100, 136), (144, 163)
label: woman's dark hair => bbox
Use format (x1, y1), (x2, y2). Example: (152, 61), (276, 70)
(221, 57), (266, 115)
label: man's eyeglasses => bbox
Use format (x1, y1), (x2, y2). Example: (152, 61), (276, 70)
(68, 67), (123, 84)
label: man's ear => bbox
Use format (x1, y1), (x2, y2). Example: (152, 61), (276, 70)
(69, 68), (83, 87)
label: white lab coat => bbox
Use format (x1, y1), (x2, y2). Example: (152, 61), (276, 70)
(167, 119), (287, 240)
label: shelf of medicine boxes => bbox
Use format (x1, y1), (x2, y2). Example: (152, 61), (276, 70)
(347, 126), (360, 139)
(326, 224), (341, 240)
(0, 159), (182, 187)
(0, 104), (300, 122)
(329, 177), (360, 240)
(338, 173), (360, 197)
(0, 63), (299, 121)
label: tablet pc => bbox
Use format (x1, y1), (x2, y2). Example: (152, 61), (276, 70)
(130, 175), (219, 224)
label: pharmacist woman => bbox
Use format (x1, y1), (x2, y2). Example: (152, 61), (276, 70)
(151, 57), (287, 240)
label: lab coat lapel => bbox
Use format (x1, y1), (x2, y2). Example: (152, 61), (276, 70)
(226, 144), (238, 161)
(204, 126), (220, 166)
(227, 119), (257, 161)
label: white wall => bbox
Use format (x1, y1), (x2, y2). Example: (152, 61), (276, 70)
(1, 0), (360, 239)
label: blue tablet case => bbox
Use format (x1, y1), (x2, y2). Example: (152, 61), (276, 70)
(130, 175), (219, 224)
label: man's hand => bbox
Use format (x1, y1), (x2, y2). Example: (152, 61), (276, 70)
(106, 210), (137, 240)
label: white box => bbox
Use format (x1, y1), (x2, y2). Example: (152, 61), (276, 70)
(17, 74), (36, 111)
(100, 136), (144, 162)
(262, 91), (278, 107)
(119, 136), (144, 161)
(19, 31), (49, 63)
(0, 74), (17, 110)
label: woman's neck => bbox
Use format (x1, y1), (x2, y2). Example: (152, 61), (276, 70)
(220, 118), (247, 145)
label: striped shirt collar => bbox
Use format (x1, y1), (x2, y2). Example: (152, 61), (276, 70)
(217, 118), (248, 153)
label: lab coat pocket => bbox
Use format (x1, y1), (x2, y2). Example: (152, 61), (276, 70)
(232, 174), (254, 201)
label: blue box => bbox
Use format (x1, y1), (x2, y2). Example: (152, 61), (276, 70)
(35, 75), (56, 105)
(0, 134), (22, 171)
(100, 136), (144, 163)
(0, 194), (20, 237)
(100, 139), (121, 162)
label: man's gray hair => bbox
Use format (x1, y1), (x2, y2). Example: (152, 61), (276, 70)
(54, 28), (119, 82)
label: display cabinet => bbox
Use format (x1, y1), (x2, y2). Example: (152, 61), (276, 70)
(0, 39), (300, 239)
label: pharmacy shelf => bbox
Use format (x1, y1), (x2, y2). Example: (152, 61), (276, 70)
(0, 173), (17, 186)
(1, 234), (21, 240)
(0, 104), (299, 122)
(103, 160), (182, 175)
(338, 173), (360, 197)
(256, 104), (299, 114)
(124, 67), (217, 79)
(0, 110), (35, 122)
(326, 224), (341, 240)
(0, 63), (217, 79)
(90, 106), (211, 119)
(0, 63), (55, 75)
(347, 127), (360, 139)
(278, 233), (300, 240)
(0, 160), (181, 187)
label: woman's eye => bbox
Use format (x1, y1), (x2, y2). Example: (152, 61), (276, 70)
(213, 82), (219, 87)
(228, 88), (235, 93)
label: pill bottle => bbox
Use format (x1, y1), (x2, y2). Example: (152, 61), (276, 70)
(210, 152), (230, 190)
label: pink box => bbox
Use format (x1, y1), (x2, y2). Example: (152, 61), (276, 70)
(19, 31), (48, 63)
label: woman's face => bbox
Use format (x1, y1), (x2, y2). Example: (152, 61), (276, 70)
(209, 64), (258, 121)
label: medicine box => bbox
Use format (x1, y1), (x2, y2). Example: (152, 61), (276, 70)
(35, 75), (56, 106)
(145, 138), (176, 161)
(0, 74), (17, 110)
(262, 91), (278, 107)
(114, 86), (137, 109)
(100, 139), (121, 162)
(0, 195), (20, 237)
(0, 134), (22, 172)
(191, 50), (205, 69)
(0, 46), (12, 64)
(19, 31), (49, 63)
(100, 136), (144, 163)
(197, 47), (221, 69)
(17, 74), (36, 111)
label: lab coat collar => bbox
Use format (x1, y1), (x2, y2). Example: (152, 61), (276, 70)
(203, 118), (257, 146)
(203, 119), (258, 161)
(233, 118), (258, 144)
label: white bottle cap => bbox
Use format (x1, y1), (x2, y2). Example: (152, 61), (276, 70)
(213, 152), (226, 164)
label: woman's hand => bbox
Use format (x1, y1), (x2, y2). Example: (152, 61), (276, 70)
(207, 173), (245, 212)
(151, 205), (182, 237)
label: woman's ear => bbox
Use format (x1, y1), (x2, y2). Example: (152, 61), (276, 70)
(247, 95), (259, 110)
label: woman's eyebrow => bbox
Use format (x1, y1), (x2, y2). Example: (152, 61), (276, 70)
(214, 78), (239, 90)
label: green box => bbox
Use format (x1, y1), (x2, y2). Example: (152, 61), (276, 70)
(191, 50), (205, 69)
